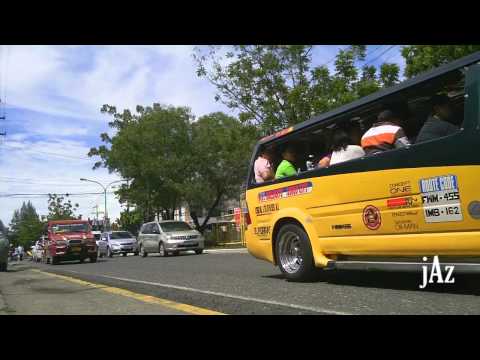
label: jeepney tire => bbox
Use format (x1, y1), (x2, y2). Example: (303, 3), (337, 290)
(122, 253), (127, 257)
(90, 256), (97, 263)
(79, 258), (85, 264)
(173, 251), (180, 256)
(51, 256), (59, 265)
(108, 247), (113, 258)
(195, 249), (203, 255)
(134, 251), (139, 256)
(0, 262), (7, 272)
(275, 223), (317, 282)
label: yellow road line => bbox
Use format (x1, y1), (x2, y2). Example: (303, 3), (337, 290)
(31, 269), (225, 315)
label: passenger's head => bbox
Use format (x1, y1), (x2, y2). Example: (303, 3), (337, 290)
(330, 129), (351, 152)
(431, 94), (453, 120)
(347, 122), (362, 145)
(259, 147), (274, 161)
(281, 144), (297, 163)
(377, 109), (402, 126)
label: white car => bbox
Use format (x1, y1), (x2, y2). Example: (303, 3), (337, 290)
(102, 231), (139, 257)
(93, 231), (108, 258)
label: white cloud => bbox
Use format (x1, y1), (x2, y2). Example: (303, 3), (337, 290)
(5, 45), (229, 121)
(0, 137), (123, 225)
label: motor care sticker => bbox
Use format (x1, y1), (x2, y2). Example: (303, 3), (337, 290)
(387, 196), (418, 209)
(258, 181), (312, 202)
(419, 175), (463, 223)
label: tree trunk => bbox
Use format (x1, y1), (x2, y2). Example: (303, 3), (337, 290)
(195, 191), (223, 234)
(190, 211), (201, 231)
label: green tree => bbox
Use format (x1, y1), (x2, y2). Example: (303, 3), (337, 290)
(193, 45), (400, 134)
(8, 202), (44, 249)
(402, 45), (480, 78)
(116, 207), (143, 235)
(185, 112), (258, 232)
(47, 194), (79, 220)
(89, 103), (193, 222)
(89, 104), (257, 233)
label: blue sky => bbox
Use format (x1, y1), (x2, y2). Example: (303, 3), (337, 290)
(0, 45), (405, 226)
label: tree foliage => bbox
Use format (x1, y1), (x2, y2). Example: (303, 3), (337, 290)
(8, 202), (43, 249)
(46, 194), (80, 221)
(402, 45), (480, 78)
(193, 45), (400, 134)
(185, 112), (258, 231)
(89, 104), (257, 233)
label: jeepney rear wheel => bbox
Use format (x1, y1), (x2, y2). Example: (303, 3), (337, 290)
(51, 256), (59, 265)
(122, 252), (127, 257)
(275, 223), (317, 282)
(90, 255), (97, 263)
(0, 262), (7, 272)
(79, 258), (85, 264)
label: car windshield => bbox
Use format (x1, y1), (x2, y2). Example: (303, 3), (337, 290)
(51, 223), (88, 233)
(160, 222), (193, 232)
(109, 232), (133, 239)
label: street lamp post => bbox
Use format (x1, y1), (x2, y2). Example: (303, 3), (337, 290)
(80, 178), (127, 231)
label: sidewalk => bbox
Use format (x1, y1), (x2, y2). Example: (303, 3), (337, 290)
(0, 264), (218, 315)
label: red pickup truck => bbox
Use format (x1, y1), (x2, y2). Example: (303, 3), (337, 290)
(43, 220), (97, 265)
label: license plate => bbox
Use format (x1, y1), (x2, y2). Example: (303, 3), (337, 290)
(71, 247), (81, 252)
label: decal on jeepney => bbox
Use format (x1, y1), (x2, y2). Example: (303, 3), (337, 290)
(419, 175), (463, 223)
(362, 205), (381, 230)
(258, 181), (312, 202)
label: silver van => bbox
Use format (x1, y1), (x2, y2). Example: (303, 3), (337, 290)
(137, 220), (204, 257)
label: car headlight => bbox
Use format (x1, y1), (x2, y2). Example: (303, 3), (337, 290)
(56, 240), (67, 247)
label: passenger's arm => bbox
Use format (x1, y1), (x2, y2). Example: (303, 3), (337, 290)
(261, 168), (275, 181)
(394, 129), (411, 148)
(318, 156), (330, 168)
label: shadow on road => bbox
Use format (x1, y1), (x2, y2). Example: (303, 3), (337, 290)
(263, 270), (480, 296)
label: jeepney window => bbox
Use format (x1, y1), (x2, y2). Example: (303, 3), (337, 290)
(249, 67), (467, 187)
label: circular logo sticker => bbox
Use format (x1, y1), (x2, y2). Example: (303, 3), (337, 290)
(363, 205), (382, 230)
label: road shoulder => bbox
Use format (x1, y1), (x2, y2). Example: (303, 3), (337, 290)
(0, 263), (222, 315)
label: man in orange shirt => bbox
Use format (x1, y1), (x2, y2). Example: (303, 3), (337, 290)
(361, 110), (411, 155)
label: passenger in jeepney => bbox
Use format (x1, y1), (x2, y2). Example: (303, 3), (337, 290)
(254, 147), (275, 183)
(275, 144), (298, 179)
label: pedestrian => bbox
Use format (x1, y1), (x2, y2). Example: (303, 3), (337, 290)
(17, 244), (24, 261)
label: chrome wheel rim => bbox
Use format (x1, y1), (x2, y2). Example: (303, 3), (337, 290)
(278, 231), (303, 274)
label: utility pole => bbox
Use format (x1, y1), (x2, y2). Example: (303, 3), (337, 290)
(80, 178), (128, 231)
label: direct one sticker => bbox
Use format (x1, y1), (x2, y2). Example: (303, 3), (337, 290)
(419, 175), (463, 223)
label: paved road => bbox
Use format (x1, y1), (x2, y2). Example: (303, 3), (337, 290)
(15, 249), (480, 314)
(0, 262), (220, 315)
